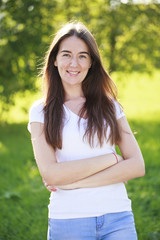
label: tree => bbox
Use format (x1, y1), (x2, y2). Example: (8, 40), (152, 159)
(0, 0), (57, 103)
(0, 0), (159, 104)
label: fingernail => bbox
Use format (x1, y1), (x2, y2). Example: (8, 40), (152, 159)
(51, 188), (57, 191)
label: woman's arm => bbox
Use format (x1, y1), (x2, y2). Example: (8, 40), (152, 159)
(30, 122), (122, 186)
(51, 116), (145, 190)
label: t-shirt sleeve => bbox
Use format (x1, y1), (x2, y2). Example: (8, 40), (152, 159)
(27, 101), (44, 133)
(113, 100), (125, 120)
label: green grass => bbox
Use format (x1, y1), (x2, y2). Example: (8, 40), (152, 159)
(0, 71), (160, 239)
(113, 70), (160, 122)
(0, 123), (50, 240)
(126, 120), (160, 239)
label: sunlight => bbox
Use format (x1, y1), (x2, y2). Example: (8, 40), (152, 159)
(121, 0), (160, 3)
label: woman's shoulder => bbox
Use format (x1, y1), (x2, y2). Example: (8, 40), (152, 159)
(30, 98), (44, 110)
(28, 99), (45, 123)
(28, 99), (45, 133)
(29, 99), (45, 116)
(112, 99), (125, 120)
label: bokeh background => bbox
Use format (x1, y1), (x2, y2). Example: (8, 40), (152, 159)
(0, 0), (160, 239)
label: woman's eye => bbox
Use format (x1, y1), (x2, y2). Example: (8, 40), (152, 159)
(63, 54), (70, 57)
(79, 55), (86, 59)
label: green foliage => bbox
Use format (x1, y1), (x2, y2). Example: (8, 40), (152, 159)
(0, 0), (57, 102)
(0, 0), (160, 103)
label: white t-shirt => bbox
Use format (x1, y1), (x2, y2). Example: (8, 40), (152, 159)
(28, 99), (132, 219)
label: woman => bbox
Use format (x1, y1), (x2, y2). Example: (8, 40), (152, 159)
(28, 22), (145, 240)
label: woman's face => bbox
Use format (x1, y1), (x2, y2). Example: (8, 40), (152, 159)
(54, 36), (91, 90)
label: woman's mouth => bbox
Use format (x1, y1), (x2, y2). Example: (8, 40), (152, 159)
(67, 71), (80, 76)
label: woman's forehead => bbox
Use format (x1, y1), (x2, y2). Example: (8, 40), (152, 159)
(58, 36), (89, 53)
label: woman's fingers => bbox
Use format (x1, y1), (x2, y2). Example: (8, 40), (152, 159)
(42, 178), (57, 191)
(47, 185), (57, 192)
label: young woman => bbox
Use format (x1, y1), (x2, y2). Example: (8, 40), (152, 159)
(28, 22), (145, 240)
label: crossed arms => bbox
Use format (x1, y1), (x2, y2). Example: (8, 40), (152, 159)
(30, 116), (145, 190)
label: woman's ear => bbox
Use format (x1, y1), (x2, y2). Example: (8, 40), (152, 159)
(54, 60), (57, 67)
(89, 62), (92, 69)
(89, 59), (92, 68)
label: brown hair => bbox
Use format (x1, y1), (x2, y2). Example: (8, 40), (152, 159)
(42, 22), (121, 150)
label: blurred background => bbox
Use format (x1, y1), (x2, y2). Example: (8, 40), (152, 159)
(0, 0), (160, 239)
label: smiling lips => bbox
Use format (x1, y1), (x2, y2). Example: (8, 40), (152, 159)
(67, 70), (80, 76)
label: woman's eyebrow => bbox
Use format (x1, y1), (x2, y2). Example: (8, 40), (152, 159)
(79, 51), (89, 55)
(61, 50), (71, 53)
(60, 50), (89, 55)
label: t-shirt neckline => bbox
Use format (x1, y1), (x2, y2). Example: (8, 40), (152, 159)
(63, 104), (87, 121)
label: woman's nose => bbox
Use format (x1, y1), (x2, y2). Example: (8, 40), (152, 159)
(70, 57), (78, 67)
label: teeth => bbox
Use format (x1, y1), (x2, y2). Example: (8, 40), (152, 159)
(69, 71), (78, 74)
(67, 71), (79, 76)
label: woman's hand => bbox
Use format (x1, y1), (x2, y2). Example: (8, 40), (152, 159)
(43, 178), (57, 192)
(116, 154), (123, 163)
(43, 178), (76, 191)
(114, 154), (127, 184)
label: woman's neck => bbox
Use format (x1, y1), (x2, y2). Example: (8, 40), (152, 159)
(64, 86), (84, 102)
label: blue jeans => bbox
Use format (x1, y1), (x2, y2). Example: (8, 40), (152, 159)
(47, 211), (137, 240)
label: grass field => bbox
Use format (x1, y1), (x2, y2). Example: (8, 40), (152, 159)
(0, 71), (160, 239)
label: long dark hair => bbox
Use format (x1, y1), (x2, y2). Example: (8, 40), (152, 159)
(42, 22), (121, 150)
